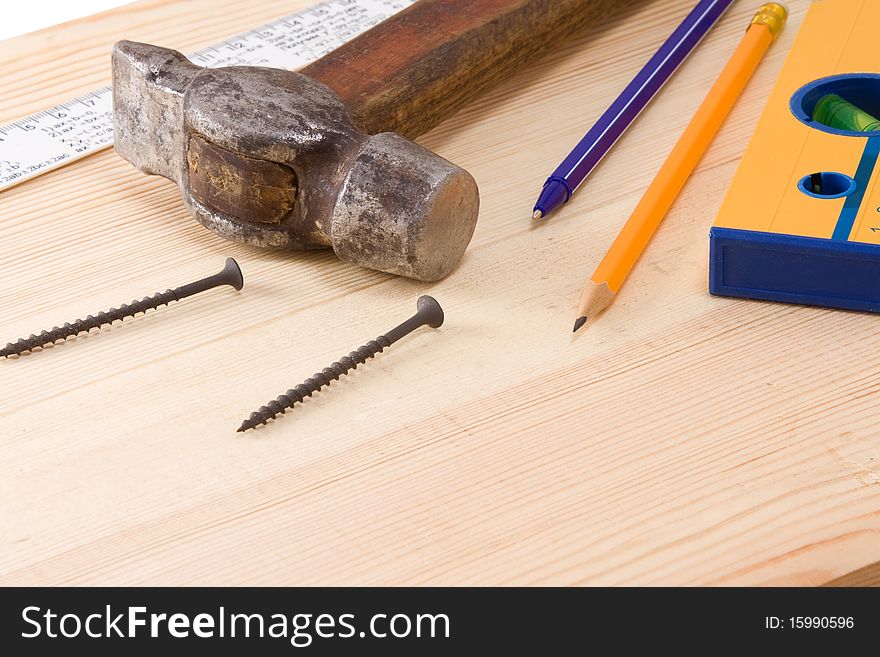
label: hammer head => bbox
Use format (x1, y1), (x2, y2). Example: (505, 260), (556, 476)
(111, 41), (479, 281)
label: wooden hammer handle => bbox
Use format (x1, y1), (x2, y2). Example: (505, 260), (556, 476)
(300, 0), (642, 138)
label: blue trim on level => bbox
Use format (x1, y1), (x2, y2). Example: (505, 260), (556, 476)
(709, 227), (880, 313)
(832, 137), (880, 241)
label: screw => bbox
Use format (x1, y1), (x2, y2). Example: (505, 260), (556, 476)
(1, 258), (244, 358)
(238, 295), (444, 432)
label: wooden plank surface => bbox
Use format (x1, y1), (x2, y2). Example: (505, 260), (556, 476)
(825, 560), (880, 587)
(1, 0), (878, 586)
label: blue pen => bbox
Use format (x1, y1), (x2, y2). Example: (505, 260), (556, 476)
(532, 0), (735, 220)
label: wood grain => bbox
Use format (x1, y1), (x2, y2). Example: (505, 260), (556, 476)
(824, 560), (880, 587)
(1, 0), (878, 586)
(301, 0), (645, 137)
(187, 134), (297, 225)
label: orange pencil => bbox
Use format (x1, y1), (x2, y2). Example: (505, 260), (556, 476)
(573, 3), (787, 332)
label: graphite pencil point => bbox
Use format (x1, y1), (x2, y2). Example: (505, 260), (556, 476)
(572, 316), (587, 333)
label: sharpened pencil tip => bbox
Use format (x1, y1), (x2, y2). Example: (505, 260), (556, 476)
(572, 316), (587, 333)
(532, 209), (543, 220)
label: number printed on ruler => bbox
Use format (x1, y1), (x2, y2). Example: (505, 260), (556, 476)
(0, 0), (414, 192)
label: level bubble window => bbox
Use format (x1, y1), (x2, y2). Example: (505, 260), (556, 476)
(791, 73), (880, 137)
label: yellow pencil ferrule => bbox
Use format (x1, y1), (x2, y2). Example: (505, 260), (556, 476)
(750, 3), (788, 40)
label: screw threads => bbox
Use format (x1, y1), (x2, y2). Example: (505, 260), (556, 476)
(1, 290), (177, 358)
(238, 335), (392, 432)
(2, 258), (243, 359)
(236, 296), (444, 433)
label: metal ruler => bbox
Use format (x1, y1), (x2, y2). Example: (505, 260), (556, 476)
(0, 0), (414, 192)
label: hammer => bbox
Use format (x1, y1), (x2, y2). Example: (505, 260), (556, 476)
(112, 0), (638, 281)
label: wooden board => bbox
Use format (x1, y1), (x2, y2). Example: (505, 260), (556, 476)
(825, 560), (880, 587)
(1, 0), (878, 586)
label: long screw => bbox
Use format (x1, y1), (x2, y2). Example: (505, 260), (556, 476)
(238, 295), (444, 432)
(1, 258), (244, 358)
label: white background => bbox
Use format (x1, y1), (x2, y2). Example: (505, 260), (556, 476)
(0, 1), (132, 41)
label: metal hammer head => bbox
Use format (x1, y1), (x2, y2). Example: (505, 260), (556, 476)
(111, 41), (479, 281)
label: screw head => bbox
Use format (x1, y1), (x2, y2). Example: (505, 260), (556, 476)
(417, 295), (444, 328)
(221, 257), (245, 291)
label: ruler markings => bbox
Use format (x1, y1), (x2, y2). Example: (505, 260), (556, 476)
(0, 0), (414, 192)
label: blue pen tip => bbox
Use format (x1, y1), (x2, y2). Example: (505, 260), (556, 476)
(533, 179), (570, 220)
(532, 209), (543, 220)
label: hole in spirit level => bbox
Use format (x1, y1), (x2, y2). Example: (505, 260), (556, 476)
(797, 171), (856, 199)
